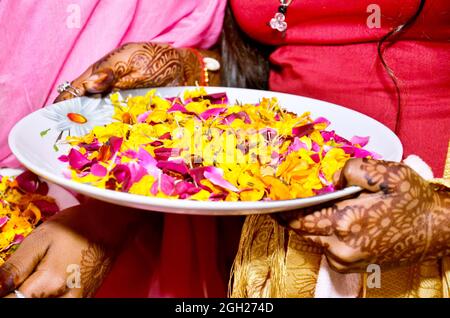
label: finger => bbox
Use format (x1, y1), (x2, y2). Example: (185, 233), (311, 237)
(18, 269), (68, 298)
(302, 234), (333, 247)
(59, 288), (83, 298)
(302, 236), (368, 273)
(324, 250), (370, 273)
(54, 67), (93, 103)
(82, 68), (115, 94)
(273, 208), (310, 228)
(334, 158), (375, 190)
(275, 189), (369, 229)
(0, 229), (49, 297)
(288, 206), (337, 236)
(54, 53), (118, 103)
(335, 158), (405, 193)
(324, 251), (352, 273)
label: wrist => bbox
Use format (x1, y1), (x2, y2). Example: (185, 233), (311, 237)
(425, 190), (450, 260)
(177, 48), (221, 86)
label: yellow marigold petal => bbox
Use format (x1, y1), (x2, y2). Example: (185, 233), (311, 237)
(129, 175), (155, 196)
(189, 189), (211, 201)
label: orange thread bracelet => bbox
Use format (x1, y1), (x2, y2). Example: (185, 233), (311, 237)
(186, 48), (209, 86)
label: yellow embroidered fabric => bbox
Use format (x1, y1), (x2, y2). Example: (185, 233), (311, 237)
(230, 142), (450, 298)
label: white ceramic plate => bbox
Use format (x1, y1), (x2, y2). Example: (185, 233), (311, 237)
(8, 87), (402, 215)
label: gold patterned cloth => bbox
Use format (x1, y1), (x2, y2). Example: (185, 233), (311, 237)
(230, 142), (450, 298)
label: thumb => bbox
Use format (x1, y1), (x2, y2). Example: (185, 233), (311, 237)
(82, 68), (115, 94)
(333, 158), (405, 194)
(0, 231), (48, 297)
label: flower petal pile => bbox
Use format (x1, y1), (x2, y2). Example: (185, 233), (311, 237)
(0, 171), (59, 265)
(60, 88), (380, 202)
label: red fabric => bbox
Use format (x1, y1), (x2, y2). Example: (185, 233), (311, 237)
(87, 192), (239, 297)
(95, 214), (241, 298)
(231, 0), (450, 176)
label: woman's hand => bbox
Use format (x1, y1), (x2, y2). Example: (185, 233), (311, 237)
(278, 158), (450, 272)
(0, 201), (139, 298)
(55, 42), (219, 102)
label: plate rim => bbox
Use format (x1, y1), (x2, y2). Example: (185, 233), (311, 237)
(8, 86), (403, 215)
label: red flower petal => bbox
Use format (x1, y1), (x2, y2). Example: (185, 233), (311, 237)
(157, 160), (189, 176)
(16, 170), (40, 193)
(68, 149), (91, 170)
(32, 199), (60, 217)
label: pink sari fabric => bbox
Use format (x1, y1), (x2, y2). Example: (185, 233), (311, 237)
(0, 0), (227, 297)
(0, 0), (225, 166)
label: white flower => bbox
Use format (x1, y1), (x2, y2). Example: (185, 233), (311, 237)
(43, 97), (114, 136)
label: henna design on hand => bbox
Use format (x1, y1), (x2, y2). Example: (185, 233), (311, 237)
(80, 242), (113, 298)
(177, 48), (204, 85)
(55, 42), (222, 103)
(284, 159), (450, 271)
(94, 43), (184, 90)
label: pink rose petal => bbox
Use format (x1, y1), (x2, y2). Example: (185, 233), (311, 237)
(321, 131), (351, 144)
(292, 123), (314, 137)
(157, 159), (189, 175)
(350, 136), (370, 147)
(79, 139), (101, 152)
(112, 164), (131, 190)
(204, 167), (239, 192)
(137, 110), (152, 123)
(313, 184), (335, 195)
(174, 181), (199, 196)
(311, 142), (321, 152)
(160, 174), (175, 195)
(153, 148), (181, 161)
(0, 216), (9, 228)
(68, 149), (91, 170)
(222, 112), (251, 124)
(109, 136), (123, 154)
(340, 145), (382, 159)
(313, 117), (331, 127)
(11, 234), (25, 245)
(199, 107), (227, 120)
(58, 155), (69, 162)
(168, 103), (187, 113)
(137, 148), (160, 177)
(288, 138), (308, 153)
(91, 163), (107, 177)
